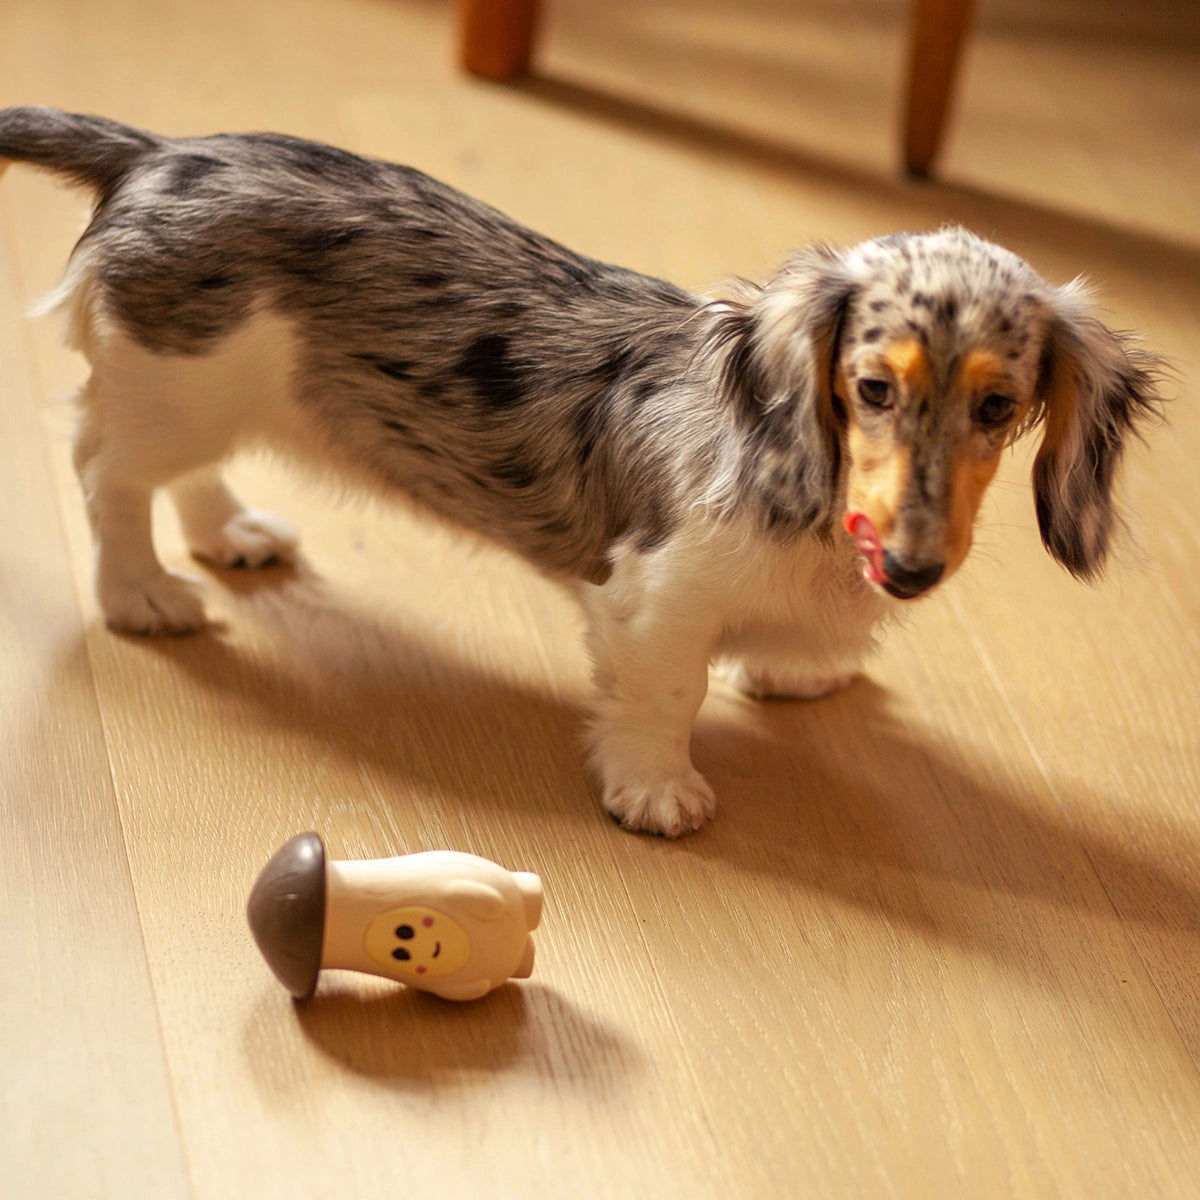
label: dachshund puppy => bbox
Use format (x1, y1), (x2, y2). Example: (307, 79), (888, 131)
(0, 107), (1164, 835)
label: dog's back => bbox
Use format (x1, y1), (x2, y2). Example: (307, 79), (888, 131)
(0, 105), (725, 584)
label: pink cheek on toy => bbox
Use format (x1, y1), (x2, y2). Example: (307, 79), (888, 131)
(423, 917), (434, 927)
(417, 965), (427, 974)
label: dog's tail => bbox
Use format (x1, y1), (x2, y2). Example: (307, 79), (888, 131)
(0, 106), (161, 193)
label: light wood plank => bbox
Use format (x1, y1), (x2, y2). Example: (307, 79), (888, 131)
(0, 202), (191, 1200)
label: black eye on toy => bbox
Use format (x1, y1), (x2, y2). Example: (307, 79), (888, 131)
(392, 947), (412, 961)
(395, 924), (415, 939)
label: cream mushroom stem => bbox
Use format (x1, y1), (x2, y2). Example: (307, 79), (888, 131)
(248, 833), (543, 1003)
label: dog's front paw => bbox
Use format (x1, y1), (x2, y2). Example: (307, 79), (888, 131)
(725, 662), (856, 701)
(603, 769), (717, 838)
(100, 570), (207, 636)
(188, 510), (299, 569)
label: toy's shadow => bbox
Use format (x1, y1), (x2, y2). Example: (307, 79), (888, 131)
(244, 980), (640, 1095)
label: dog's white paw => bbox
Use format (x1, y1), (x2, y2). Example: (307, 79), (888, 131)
(603, 768), (717, 838)
(188, 510), (298, 569)
(725, 662), (856, 701)
(100, 570), (207, 636)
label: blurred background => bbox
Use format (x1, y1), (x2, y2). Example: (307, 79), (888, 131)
(3, 0), (1198, 276)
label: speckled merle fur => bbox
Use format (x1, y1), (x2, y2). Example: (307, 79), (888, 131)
(1, 110), (732, 582)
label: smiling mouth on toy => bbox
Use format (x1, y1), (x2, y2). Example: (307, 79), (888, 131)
(433, 941), (441, 958)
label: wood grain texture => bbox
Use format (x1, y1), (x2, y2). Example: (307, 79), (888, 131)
(0, 209), (190, 1200)
(2, 0), (1198, 1196)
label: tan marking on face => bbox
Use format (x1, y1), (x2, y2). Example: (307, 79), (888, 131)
(844, 341), (1030, 585)
(883, 338), (931, 393)
(944, 447), (1005, 573)
(846, 421), (910, 543)
(834, 364), (853, 408)
(843, 345), (917, 548)
(957, 348), (1005, 394)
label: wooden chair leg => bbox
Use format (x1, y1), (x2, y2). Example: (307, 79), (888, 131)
(903, 0), (975, 177)
(458, 0), (541, 81)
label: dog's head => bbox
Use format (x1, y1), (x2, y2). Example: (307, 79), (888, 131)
(713, 228), (1165, 599)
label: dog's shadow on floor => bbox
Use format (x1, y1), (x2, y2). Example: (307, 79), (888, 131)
(130, 557), (1200, 1043)
(133, 557), (597, 826)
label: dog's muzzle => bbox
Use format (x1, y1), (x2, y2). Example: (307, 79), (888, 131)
(844, 512), (945, 600)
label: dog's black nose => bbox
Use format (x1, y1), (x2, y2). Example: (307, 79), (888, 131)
(880, 552), (945, 599)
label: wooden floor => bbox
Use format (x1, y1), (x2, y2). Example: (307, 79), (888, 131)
(3, 0), (1199, 1196)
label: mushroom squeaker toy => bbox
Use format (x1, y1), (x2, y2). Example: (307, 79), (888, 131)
(248, 833), (544, 1001)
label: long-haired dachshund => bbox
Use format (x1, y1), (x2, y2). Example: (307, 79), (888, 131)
(0, 107), (1165, 835)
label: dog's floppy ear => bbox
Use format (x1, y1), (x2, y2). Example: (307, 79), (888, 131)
(708, 245), (859, 524)
(1030, 281), (1165, 580)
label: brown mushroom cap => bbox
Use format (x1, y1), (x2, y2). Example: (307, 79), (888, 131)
(247, 831), (327, 1000)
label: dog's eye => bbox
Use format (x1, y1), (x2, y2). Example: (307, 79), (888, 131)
(977, 394), (1017, 427)
(857, 378), (892, 409)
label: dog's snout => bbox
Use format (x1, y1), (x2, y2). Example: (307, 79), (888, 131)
(880, 552), (945, 599)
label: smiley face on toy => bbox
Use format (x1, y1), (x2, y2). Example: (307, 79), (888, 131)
(363, 905), (472, 981)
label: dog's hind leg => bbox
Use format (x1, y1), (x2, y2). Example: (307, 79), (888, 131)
(69, 307), (301, 634)
(170, 467), (298, 569)
(73, 392), (208, 636)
